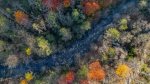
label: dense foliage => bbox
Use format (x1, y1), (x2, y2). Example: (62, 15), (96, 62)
(0, 0), (114, 58)
(0, 0), (150, 84)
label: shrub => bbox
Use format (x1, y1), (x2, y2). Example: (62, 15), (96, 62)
(77, 65), (88, 78)
(59, 28), (72, 41)
(0, 14), (8, 33)
(0, 14), (7, 28)
(25, 47), (31, 56)
(36, 37), (53, 56)
(101, 53), (108, 63)
(120, 24), (128, 31)
(141, 63), (150, 73)
(127, 47), (136, 60)
(72, 9), (80, 21)
(32, 19), (46, 33)
(25, 72), (33, 81)
(34, 80), (44, 84)
(120, 18), (128, 25)
(72, 9), (79, 17)
(80, 21), (91, 31)
(107, 47), (116, 57)
(119, 18), (128, 31)
(115, 64), (130, 78)
(106, 28), (120, 40)
(139, 0), (148, 8)
(46, 11), (58, 28)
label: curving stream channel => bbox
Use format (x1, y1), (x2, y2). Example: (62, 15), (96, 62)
(0, 0), (137, 78)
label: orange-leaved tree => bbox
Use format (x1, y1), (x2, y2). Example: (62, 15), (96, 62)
(58, 71), (75, 84)
(83, 1), (100, 16)
(87, 61), (106, 81)
(14, 10), (29, 25)
(63, 0), (71, 7)
(65, 71), (75, 83)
